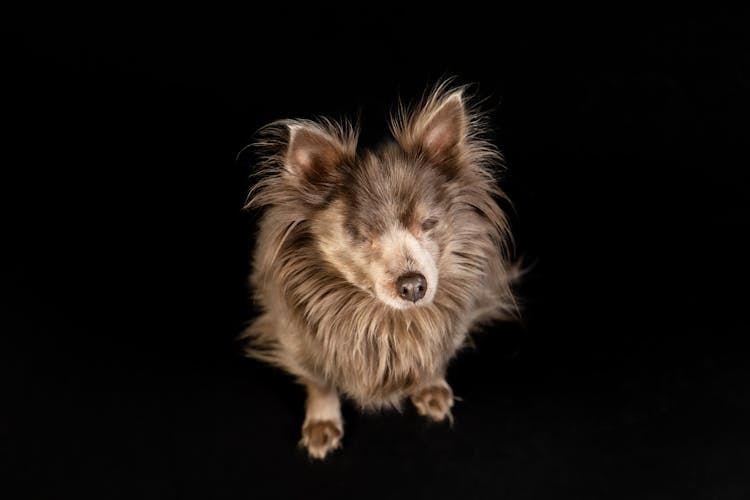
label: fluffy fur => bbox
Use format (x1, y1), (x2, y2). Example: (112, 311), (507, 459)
(241, 81), (519, 458)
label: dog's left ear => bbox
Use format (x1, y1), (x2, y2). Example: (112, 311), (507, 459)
(393, 90), (468, 165)
(420, 92), (466, 159)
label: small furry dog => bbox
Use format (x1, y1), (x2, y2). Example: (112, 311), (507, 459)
(241, 81), (519, 459)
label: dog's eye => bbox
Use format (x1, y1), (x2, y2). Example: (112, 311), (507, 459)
(347, 224), (374, 245)
(346, 224), (365, 242)
(421, 218), (438, 231)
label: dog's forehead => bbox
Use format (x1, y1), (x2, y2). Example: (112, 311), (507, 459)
(334, 149), (446, 237)
(379, 146), (443, 188)
(345, 152), (437, 209)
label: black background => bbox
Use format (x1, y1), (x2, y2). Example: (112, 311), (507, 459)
(4, 6), (749, 499)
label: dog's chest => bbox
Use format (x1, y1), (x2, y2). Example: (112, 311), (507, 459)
(310, 312), (462, 404)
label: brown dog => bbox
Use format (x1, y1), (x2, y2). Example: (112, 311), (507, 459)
(241, 82), (519, 459)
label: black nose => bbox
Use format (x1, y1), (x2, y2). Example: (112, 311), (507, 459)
(396, 273), (427, 303)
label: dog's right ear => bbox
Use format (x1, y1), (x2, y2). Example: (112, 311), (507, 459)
(275, 121), (357, 205)
(285, 124), (345, 182)
(248, 119), (356, 208)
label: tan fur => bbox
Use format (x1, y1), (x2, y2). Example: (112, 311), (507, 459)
(240, 81), (519, 458)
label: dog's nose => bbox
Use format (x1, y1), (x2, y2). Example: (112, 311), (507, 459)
(396, 273), (427, 302)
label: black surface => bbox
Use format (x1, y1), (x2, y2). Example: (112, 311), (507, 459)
(4, 6), (750, 499)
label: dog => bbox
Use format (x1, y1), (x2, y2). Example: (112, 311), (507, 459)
(241, 81), (519, 459)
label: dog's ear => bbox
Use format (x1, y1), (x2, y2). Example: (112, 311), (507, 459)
(393, 89), (468, 165)
(285, 124), (345, 182)
(276, 121), (358, 205)
(419, 92), (466, 160)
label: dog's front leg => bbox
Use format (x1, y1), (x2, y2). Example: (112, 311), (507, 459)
(300, 380), (343, 459)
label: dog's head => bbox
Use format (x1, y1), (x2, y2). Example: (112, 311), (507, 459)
(250, 85), (506, 311)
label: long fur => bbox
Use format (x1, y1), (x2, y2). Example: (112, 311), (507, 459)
(241, 81), (519, 410)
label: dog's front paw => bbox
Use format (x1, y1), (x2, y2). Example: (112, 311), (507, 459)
(300, 419), (343, 460)
(411, 380), (454, 424)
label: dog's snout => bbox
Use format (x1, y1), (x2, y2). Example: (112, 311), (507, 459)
(396, 273), (427, 303)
